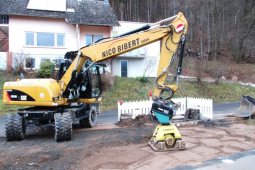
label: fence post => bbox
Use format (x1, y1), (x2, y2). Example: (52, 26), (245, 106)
(117, 102), (121, 121)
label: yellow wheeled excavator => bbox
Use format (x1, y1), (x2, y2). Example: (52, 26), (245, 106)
(3, 12), (188, 151)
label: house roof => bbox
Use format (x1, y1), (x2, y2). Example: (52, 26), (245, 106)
(0, 0), (119, 26)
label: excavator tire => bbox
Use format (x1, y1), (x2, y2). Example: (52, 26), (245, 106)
(13, 113), (26, 140)
(5, 114), (26, 141)
(79, 107), (97, 128)
(54, 113), (64, 142)
(5, 114), (15, 141)
(62, 112), (72, 141)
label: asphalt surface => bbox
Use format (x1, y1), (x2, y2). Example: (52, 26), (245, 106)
(172, 148), (255, 170)
(97, 109), (118, 125)
(213, 101), (240, 115)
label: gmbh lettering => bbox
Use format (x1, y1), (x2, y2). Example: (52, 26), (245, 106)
(102, 38), (140, 58)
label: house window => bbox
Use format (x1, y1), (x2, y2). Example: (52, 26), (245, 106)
(37, 32), (55, 47)
(120, 60), (128, 77)
(85, 34), (103, 45)
(25, 32), (65, 47)
(57, 33), (65, 47)
(0, 15), (8, 24)
(25, 32), (34, 46)
(52, 58), (64, 69)
(25, 57), (35, 69)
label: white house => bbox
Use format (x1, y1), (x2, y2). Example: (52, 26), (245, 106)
(111, 21), (160, 77)
(0, 0), (118, 70)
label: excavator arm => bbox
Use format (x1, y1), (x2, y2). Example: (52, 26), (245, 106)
(60, 12), (188, 101)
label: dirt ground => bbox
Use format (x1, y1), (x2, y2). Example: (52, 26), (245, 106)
(0, 117), (255, 170)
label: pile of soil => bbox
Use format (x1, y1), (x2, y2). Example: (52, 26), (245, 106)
(199, 116), (248, 127)
(116, 115), (155, 127)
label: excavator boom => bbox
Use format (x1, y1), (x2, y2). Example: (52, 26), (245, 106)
(60, 12), (188, 100)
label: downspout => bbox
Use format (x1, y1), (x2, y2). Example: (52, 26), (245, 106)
(76, 24), (80, 49)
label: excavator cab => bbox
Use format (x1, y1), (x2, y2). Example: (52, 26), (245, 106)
(78, 64), (103, 99)
(57, 51), (77, 80)
(58, 51), (104, 100)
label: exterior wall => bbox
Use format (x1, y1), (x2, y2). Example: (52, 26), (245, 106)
(9, 16), (111, 69)
(79, 25), (111, 47)
(111, 21), (160, 77)
(9, 16), (77, 69)
(112, 57), (159, 78)
(9, 16), (78, 52)
(7, 52), (12, 71)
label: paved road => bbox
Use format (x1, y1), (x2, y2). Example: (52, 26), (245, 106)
(172, 148), (255, 170)
(213, 101), (240, 115)
(97, 109), (118, 125)
(0, 102), (240, 137)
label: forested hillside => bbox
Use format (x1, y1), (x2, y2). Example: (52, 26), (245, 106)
(109, 0), (255, 63)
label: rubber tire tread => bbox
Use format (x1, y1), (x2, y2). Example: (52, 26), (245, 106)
(83, 107), (97, 128)
(62, 112), (72, 141)
(13, 114), (25, 140)
(5, 114), (15, 141)
(54, 113), (64, 142)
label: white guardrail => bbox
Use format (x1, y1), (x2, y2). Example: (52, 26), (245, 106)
(117, 97), (213, 121)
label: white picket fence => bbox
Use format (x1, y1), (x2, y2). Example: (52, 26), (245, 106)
(117, 97), (213, 121)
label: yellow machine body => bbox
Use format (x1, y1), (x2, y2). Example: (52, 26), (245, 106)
(148, 124), (186, 151)
(3, 79), (65, 106)
(152, 124), (182, 141)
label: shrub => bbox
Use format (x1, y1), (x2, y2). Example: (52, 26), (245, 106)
(37, 60), (55, 78)
(12, 53), (28, 77)
(137, 77), (149, 83)
(101, 72), (114, 91)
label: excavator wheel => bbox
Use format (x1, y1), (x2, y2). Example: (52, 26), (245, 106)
(54, 113), (65, 142)
(5, 114), (15, 141)
(79, 107), (97, 128)
(54, 112), (73, 142)
(5, 113), (26, 141)
(62, 112), (72, 141)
